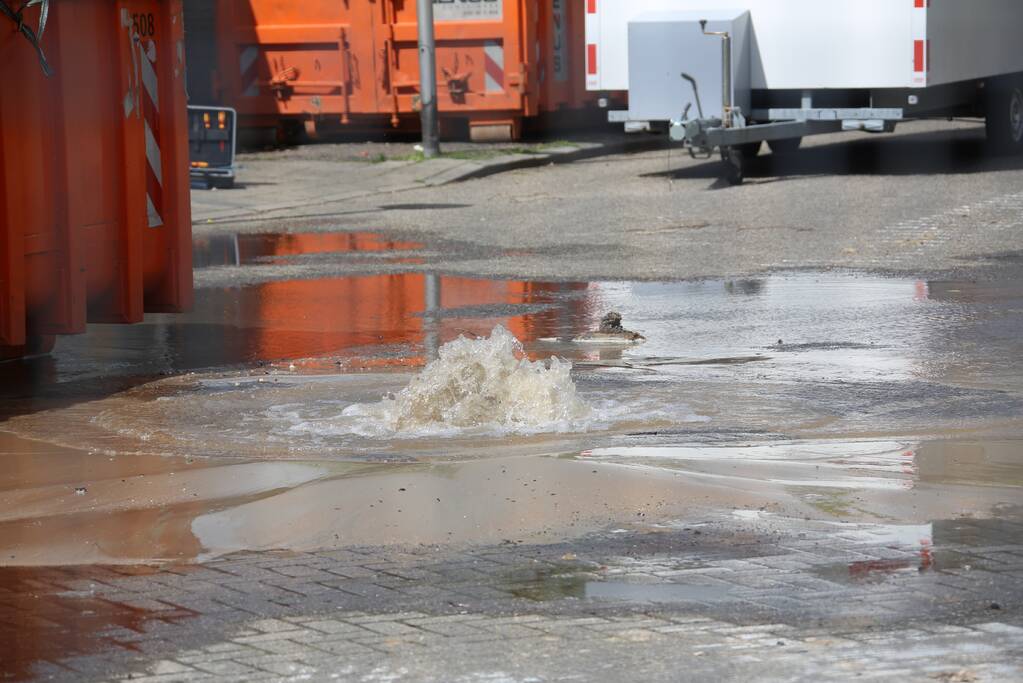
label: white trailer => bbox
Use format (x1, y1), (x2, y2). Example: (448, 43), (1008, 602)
(586, 0), (1023, 183)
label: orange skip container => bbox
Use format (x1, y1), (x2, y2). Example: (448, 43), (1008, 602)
(0, 0), (192, 360)
(200, 0), (595, 141)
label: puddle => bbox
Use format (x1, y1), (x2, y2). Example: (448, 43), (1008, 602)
(585, 581), (732, 604)
(505, 510), (1023, 604)
(505, 564), (731, 604)
(807, 516), (1002, 585)
(10, 271), (1023, 458)
(503, 559), (733, 605)
(378, 202), (471, 211)
(2, 433), (1019, 566)
(3, 266), (1023, 564)
(0, 565), (192, 681)
(0, 437), (792, 565)
(916, 440), (1023, 487)
(722, 509), (1023, 589)
(0, 431), (378, 565)
(192, 231), (424, 268)
(586, 440), (1023, 522)
(505, 563), (595, 601)
(583, 441), (922, 486)
(2, 274), (592, 394)
(812, 549), (967, 585)
(11, 269), (1023, 416)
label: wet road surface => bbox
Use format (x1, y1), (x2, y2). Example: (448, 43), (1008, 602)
(4, 136), (1023, 678)
(4, 250), (1023, 562)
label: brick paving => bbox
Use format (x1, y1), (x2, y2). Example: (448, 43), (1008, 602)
(2, 509), (1021, 681)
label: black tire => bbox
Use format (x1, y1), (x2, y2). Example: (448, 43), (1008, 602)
(736, 141), (762, 161)
(985, 77), (1023, 154)
(767, 137), (802, 155)
(722, 148), (744, 185)
(277, 120), (306, 146)
(211, 177), (236, 190)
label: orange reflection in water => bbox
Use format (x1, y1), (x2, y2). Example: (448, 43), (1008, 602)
(0, 565), (191, 681)
(189, 232), (592, 367)
(191, 271), (589, 368)
(239, 232), (424, 263)
(192, 231), (425, 268)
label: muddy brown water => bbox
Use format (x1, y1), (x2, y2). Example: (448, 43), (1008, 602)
(2, 232), (1023, 567)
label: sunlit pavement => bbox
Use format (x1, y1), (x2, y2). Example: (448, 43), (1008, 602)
(191, 120), (1023, 284)
(4, 120), (1023, 681)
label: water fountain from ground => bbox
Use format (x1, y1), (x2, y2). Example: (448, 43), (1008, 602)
(341, 326), (593, 435)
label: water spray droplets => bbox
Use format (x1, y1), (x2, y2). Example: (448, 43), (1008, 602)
(341, 326), (593, 435)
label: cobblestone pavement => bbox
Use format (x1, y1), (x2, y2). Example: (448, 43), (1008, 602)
(5, 509), (1021, 681)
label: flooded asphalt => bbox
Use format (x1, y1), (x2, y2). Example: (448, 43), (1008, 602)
(1, 230), (1021, 569)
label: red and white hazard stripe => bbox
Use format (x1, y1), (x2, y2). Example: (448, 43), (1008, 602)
(911, 0), (928, 86)
(584, 0), (598, 90)
(483, 40), (504, 93)
(140, 38), (164, 228)
(240, 45), (260, 97)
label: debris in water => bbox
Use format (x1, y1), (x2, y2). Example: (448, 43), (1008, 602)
(74, 487), (87, 496)
(342, 326), (592, 433)
(599, 312), (626, 334)
(573, 311), (645, 344)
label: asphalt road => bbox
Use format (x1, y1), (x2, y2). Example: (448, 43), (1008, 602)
(198, 119), (1023, 285)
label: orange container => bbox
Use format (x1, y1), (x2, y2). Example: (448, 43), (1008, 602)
(203, 0), (596, 140)
(0, 0), (192, 361)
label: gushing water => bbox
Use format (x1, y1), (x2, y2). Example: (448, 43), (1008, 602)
(340, 326), (593, 435)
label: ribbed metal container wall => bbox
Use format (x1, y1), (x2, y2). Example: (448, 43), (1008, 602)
(201, 0), (595, 140)
(0, 0), (192, 361)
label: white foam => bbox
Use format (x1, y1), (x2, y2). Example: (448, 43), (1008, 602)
(297, 326), (613, 438)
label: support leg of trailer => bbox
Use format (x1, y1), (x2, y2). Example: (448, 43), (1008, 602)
(721, 147), (744, 185)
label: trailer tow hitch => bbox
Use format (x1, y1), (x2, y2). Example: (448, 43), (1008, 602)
(671, 73), (718, 159)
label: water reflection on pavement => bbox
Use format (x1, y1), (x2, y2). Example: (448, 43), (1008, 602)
(2, 230), (1023, 678)
(0, 263), (1019, 564)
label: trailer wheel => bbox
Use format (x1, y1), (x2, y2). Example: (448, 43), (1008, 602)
(722, 148), (744, 185)
(986, 78), (1023, 154)
(767, 137), (802, 155)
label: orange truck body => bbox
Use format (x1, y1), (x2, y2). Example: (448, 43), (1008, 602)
(200, 0), (595, 140)
(0, 0), (192, 361)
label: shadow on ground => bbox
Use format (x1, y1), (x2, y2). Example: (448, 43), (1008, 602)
(646, 127), (1023, 184)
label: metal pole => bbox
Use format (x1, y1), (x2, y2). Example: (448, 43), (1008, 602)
(700, 21), (733, 128)
(424, 273), (441, 360)
(721, 33), (732, 128)
(416, 0), (440, 158)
